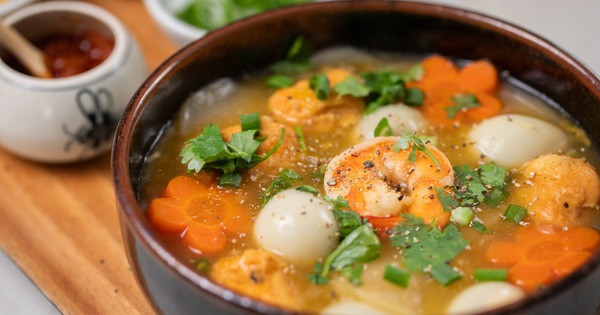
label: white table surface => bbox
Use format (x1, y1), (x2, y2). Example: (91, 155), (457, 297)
(1, 0), (598, 314)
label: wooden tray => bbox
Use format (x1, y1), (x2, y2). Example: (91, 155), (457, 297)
(0, 1), (179, 313)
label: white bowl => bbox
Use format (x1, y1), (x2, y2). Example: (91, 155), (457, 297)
(0, 0), (35, 17)
(142, 0), (206, 47)
(0, 1), (149, 163)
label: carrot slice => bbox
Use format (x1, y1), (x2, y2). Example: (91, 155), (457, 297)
(485, 241), (521, 267)
(459, 60), (499, 93)
(163, 175), (207, 200)
(508, 261), (554, 293)
(419, 55), (460, 90)
(562, 226), (600, 251)
(420, 80), (464, 126)
(551, 251), (591, 278)
(486, 225), (599, 292)
(220, 200), (253, 235)
(464, 91), (502, 122)
(183, 222), (227, 255)
(147, 198), (191, 234)
(147, 175), (255, 256)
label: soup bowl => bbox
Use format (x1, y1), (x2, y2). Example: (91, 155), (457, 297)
(112, 1), (600, 314)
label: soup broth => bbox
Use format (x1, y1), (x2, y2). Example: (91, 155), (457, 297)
(139, 47), (600, 314)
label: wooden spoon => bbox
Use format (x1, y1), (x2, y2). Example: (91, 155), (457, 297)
(0, 18), (51, 78)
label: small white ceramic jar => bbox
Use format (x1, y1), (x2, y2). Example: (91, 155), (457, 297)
(0, 1), (148, 163)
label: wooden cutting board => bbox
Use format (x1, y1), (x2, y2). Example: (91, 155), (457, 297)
(0, 1), (179, 314)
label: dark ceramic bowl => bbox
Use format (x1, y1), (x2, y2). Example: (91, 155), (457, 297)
(112, 1), (600, 314)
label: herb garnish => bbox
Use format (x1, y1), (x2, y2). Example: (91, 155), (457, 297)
(180, 113), (284, 187)
(390, 214), (468, 286)
(453, 163), (509, 207)
(504, 204), (527, 223)
(334, 76), (370, 98)
(309, 224), (381, 286)
(304, 193), (377, 286)
(360, 69), (425, 114)
(323, 195), (363, 239)
(269, 36), (312, 75)
(294, 126), (307, 151)
(383, 265), (411, 288)
(309, 73), (330, 100)
(265, 74), (295, 88)
(474, 268), (508, 282)
(374, 117), (393, 137)
(393, 133), (441, 167)
(445, 93), (481, 118)
(261, 169), (302, 205)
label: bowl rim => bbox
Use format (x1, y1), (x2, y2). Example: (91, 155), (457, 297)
(113, 1), (600, 314)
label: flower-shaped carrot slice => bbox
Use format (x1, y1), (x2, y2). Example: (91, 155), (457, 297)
(147, 175), (253, 255)
(485, 226), (599, 292)
(417, 55), (503, 126)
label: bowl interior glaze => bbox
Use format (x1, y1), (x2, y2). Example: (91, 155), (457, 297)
(113, 1), (600, 314)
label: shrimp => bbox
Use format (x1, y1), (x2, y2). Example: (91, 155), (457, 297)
(323, 136), (454, 229)
(509, 154), (600, 227)
(221, 115), (301, 175)
(268, 67), (364, 133)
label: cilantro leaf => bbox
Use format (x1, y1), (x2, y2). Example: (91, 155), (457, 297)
(434, 187), (458, 212)
(261, 169), (302, 205)
(360, 69), (425, 114)
(390, 214), (468, 285)
(180, 113), (284, 187)
(453, 164), (508, 207)
(323, 195), (362, 239)
(180, 123), (231, 173)
(310, 224), (380, 286)
(393, 133), (440, 166)
(266, 74), (295, 88)
(325, 225), (381, 274)
(445, 93), (480, 118)
(334, 76), (370, 97)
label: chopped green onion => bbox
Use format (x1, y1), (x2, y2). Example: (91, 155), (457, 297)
(471, 220), (493, 234)
(504, 204), (527, 223)
(218, 173), (242, 187)
(240, 112), (260, 131)
(429, 263), (461, 286)
(474, 269), (508, 282)
(309, 73), (330, 100)
(295, 126), (307, 151)
(404, 88), (425, 106)
(266, 74), (295, 88)
(450, 207), (474, 226)
(374, 117), (392, 137)
(384, 265), (410, 288)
